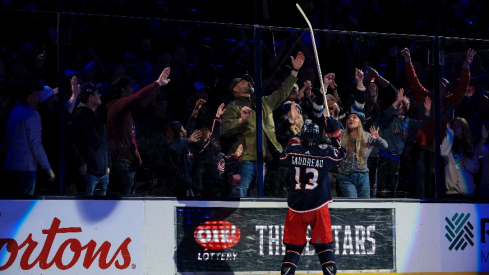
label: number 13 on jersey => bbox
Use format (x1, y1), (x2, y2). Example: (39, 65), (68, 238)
(294, 166), (319, 190)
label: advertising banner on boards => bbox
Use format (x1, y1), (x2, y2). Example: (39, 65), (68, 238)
(0, 200), (144, 274)
(439, 204), (489, 272)
(175, 207), (395, 273)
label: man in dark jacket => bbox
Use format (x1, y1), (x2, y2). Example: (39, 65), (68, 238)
(67, 82), (111, 195)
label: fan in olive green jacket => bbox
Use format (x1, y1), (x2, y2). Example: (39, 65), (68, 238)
(221, 51), (306, 162)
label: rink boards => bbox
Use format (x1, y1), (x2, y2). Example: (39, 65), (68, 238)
(0, 198), (488, 274)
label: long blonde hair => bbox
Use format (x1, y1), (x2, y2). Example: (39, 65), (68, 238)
(343, 121), (366, 166)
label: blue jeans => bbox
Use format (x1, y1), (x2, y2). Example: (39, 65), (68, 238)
(6, 170), (37, 195)
(81, 173), (109, 195)
(232, 161), (261, 197)
(337, 172), (370, 198)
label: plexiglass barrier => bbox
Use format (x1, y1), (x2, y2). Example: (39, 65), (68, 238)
(1, 10), (488, 200)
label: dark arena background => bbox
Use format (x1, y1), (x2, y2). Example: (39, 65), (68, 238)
(1, 1), (489, 274)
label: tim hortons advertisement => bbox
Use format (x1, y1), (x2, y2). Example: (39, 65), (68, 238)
(0, 200), (143, 275)
(175, 207), (395, 272)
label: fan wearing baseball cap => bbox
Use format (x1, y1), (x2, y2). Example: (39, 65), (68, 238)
(221, 51), (305, 198)
(66, 82), (111, 195)
(3, 79), (55, 195)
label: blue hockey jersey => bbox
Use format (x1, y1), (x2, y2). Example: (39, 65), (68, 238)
(280, 137), (346, 212)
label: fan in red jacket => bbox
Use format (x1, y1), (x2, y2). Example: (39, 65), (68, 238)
(106, 67), (170, 195)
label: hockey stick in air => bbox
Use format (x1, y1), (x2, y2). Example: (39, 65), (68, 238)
(296, 3), (330, 117)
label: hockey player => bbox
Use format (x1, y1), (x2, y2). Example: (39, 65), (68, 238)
(279, 114), (346, 275)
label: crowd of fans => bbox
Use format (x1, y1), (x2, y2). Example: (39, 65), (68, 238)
(0, 1), (489, 199)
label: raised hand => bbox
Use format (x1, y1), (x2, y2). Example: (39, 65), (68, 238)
(194, 99), (206, 112)
(396, 88), (406, 103)
(323, 73), (335, 86)
(329, 78), (337, 90)
(290, 51), (305, 71)
(216, 103), (226, 117)
(400, 48), (411, 62)
(369, 126), (380, 140)
(424, 96), (432, 112)
(288, 102), (299, 123)
(464, 48), (476, 67)
(355, 67), (364, 82)
(157, 67), (171, 86)
(189, 130), (202, 143)
(71, 76), (81, 98)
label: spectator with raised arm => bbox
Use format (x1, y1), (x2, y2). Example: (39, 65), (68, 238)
(363, 66), (398, 121)
(275, 101), (304, 149)
(401, 47), (475, 198)
(441, 117), (479, 198)
(348, 68), (391, 196)
(65, 76), (82, 114)
(376, 88), (431, 197)
(66, 82), (111, 195)
(299, 79), (324, 121)
(106, 67), (170, 195)
(193, 103), (243, 197)
(166, 98), (205, 196)
(269, 101), (304, 197)
(297, 73), (336, 144)
(221, 51), (305, 197)
(336, 69), (388, 198)
(337, 112), (387, 198)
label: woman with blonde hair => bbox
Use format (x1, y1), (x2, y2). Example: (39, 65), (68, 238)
(336, 107), (388, 198)
(336, 68), (388, 198)
(441, 117), (479, 198)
